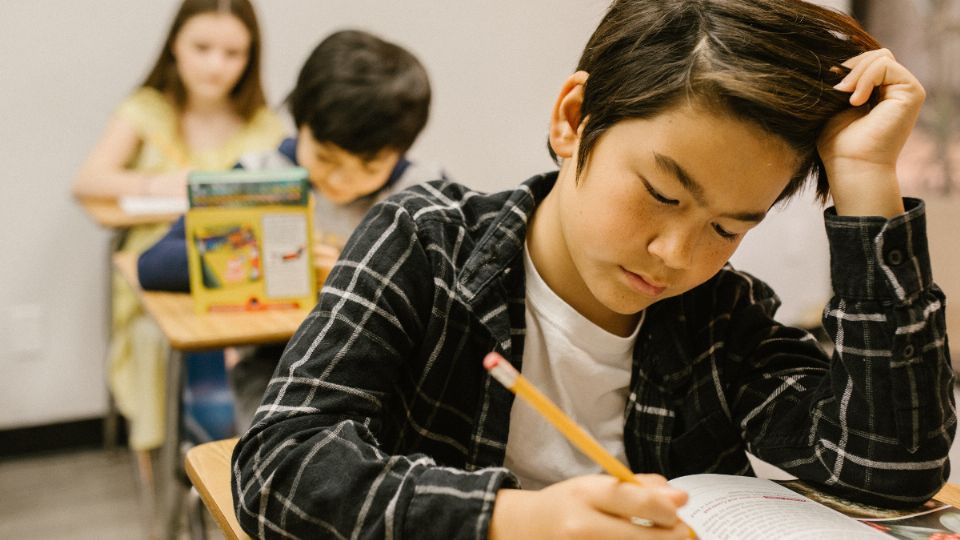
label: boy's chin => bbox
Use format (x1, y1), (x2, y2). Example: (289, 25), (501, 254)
(594, 289), (657, 317)
(315, 186), (358, 205)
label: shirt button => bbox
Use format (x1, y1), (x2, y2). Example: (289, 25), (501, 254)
(886, 249), (904, 266)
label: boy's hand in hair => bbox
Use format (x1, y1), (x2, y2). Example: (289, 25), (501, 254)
(488, 474), (692, 539)
(818, 49), (925, 218)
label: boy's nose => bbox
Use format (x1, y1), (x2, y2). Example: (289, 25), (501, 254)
(326, 169), (350, 186)
(648, 227), (694, 270)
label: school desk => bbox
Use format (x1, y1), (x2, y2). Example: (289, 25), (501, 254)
(78, 196), (183, 229)
(112, 252), (311, 540)
(185, 438), (249, 540)
(186, 437), (960, 539)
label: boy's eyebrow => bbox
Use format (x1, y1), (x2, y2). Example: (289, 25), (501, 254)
(654, 152), (706, 204)
(652, 152), (766, 223)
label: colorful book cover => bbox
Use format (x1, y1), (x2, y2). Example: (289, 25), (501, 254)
(185, 168), (316, 313)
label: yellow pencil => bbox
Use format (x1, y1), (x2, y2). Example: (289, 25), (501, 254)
(483, 351), (697, 538)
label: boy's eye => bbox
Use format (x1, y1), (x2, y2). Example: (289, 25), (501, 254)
(642, 179), (679, 206)
(195, 43), (210, 52)
(713, 223), (739, 241)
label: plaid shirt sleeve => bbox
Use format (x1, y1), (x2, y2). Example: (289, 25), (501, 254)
(728, 198), (954, 506)
(231, 197), (516, 540)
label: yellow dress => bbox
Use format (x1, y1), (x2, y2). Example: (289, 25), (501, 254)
(109, 87), (283, 450)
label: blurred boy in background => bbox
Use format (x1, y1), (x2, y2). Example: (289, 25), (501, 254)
(138, 29), (441, 430)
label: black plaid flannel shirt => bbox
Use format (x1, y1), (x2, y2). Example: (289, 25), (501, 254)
(233, 171), (954, 540)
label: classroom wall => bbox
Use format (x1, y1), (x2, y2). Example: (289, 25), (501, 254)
(0, 0), (847, 429)
(0, 0), (607, 429)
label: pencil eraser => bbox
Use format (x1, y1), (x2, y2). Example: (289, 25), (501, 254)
(483, 352), (501, 371)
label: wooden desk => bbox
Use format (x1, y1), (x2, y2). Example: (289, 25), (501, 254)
(78, 196), (181, 229)
(112, 252), (311, 350)
(186, 438), (249, 540)
(188, 437), (960, 540)
(113, 252), (311, 540)
(939, 483), (960, 507)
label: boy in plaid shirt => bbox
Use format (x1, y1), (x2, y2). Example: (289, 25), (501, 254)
(233, 1), (954, 538)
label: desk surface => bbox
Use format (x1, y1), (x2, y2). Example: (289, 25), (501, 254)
(78, 197), (181, 229)
(188, 437), (960, 540)
(113, 252), (312, 350)
(186, 438), (249, 540)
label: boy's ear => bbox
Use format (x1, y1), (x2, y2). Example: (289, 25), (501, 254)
(549, 71), (588, 160)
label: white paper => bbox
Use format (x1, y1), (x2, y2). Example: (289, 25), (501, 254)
(261, 213), (310, 298)
(118, 195), (188, 215)
(669, 474), (885, 540)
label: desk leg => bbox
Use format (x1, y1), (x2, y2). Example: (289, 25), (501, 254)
(159, 348), (186, 540)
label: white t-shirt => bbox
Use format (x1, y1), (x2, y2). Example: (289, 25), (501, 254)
(503, 245), (642, 490)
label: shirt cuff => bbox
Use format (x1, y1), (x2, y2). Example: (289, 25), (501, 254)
(403, 467), (519, 540)
(824, 198), (932, 302)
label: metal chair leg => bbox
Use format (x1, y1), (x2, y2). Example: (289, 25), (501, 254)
(187, 487), (209, 540)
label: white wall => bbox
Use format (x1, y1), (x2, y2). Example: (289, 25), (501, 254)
(0, 0), (605, 429)
(0, 0), (847, 429)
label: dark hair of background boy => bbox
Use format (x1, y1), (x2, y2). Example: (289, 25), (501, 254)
(288, 29), (431, 161)
(552, 0), (882, 204)
(141, 0), (268, 120)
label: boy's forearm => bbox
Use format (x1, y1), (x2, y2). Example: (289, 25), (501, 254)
(233, 417), (514, 540)
(745, 199), (953, 505)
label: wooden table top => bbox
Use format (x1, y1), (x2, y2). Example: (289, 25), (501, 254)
(112, 252), (311, 350)
(185, 438), (249, 540)
(78, 197), (181, 229)
(187, 437), (960, 540)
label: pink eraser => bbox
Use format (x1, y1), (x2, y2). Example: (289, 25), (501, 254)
(483, 352), (501, 371)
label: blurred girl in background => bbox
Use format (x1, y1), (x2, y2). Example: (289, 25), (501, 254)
(72, 0), (282, 458)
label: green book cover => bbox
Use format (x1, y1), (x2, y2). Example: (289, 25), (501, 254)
(188, 168), (310, 208)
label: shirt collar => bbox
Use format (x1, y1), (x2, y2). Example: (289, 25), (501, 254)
(456, 171), (558, 304)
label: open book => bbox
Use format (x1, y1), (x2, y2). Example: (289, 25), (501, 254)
(670, 474), (959, 539)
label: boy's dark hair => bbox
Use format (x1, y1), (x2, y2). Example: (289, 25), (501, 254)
(288, 30), (431, 160)
(142, 0), (267, 120)
(559, 0), (881, 203)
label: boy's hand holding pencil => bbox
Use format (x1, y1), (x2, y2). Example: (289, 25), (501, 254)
(484, 352), (696, 539)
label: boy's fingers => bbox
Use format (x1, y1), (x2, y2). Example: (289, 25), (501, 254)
(578, 513), (691, 540)
(594, 483), (687, 528)
(848, 58), (889, 105)
(834, 48), (896, 92)
(633, 474), (688, 506)
(840, 47), (895, 70)
(634, 474), (670, 487)
(847, 57), (920, 106)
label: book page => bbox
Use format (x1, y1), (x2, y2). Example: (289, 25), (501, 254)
(860, 505), (960, 539)
(261, 213), (311, 298)
(119, 195), (187, 215)
(669, 474), (885, 540)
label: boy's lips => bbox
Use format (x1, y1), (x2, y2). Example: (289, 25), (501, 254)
(621, 267), (667, 297)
